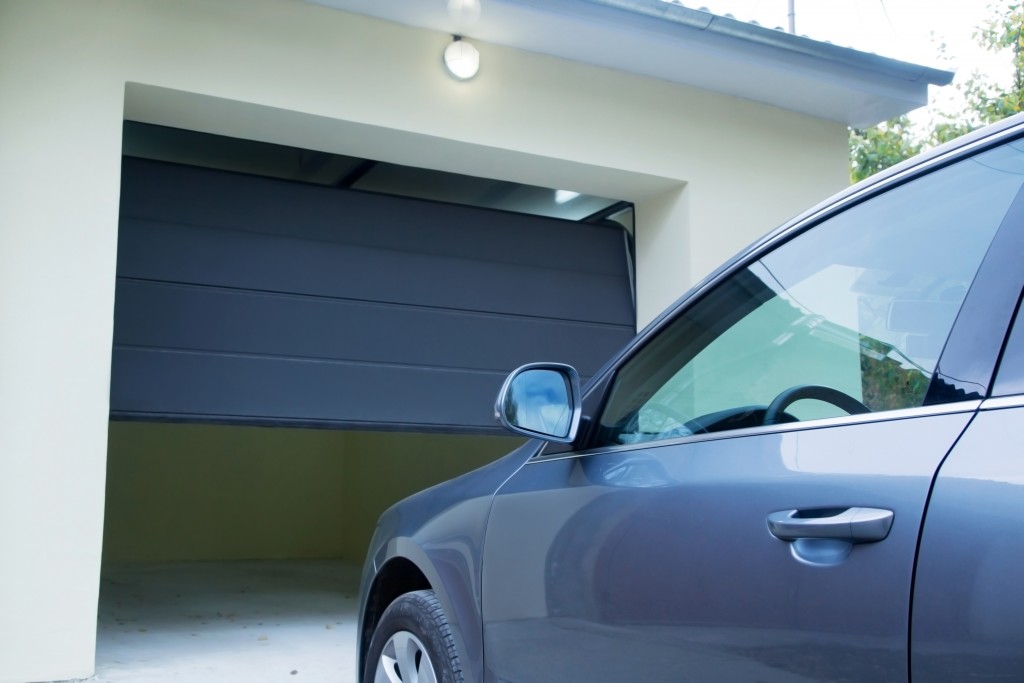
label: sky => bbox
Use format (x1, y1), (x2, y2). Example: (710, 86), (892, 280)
(682, 0), (1012, 126)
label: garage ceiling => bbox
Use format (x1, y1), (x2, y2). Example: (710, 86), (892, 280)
(122, 122), (633, 227)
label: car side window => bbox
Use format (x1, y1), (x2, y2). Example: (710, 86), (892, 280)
(993, 298), (1024, 397)
(594, 140), (1024, 447)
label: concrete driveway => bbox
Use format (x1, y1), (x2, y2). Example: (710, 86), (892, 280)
(90, 560), (360, 682)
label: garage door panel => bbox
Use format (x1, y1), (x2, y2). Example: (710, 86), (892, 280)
(112, 158), (635, 431)
(111, 348), (511, 432)
(113, 280), (632, 376)
(120, 159), (629, 278)
(117, 218), (633, 325)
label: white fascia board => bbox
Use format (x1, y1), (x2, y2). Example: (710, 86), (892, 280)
(307, 0), (952, 127)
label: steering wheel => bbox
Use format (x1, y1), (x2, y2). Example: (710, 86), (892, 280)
(762, 385), (870, 426)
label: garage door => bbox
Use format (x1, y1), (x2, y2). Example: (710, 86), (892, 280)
(110, 158), (635, 433)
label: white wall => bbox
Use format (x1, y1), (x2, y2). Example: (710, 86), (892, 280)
(0, 0), (847, 679)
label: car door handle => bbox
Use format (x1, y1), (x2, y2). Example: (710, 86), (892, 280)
(767, 507), (894, 543)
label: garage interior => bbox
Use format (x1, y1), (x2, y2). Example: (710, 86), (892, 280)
(97, 123), (636, 680)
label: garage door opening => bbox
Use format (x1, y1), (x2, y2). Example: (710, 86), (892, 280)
(99, 123), (636, 679)
(98, 422), (520, 681)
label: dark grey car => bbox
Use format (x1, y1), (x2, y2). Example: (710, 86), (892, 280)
(358, 114), (1024, 683)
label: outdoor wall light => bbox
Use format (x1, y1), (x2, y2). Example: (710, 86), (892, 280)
(444, 36), (480, 80)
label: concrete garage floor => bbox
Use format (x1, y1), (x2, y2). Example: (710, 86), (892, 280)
(90, 560), (361, 683)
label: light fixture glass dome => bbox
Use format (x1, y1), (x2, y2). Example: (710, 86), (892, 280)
(443, 37), (480, 81)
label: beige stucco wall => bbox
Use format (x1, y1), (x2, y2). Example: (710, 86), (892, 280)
(0, 0), (848, 679)
(103, 423), (521, 564)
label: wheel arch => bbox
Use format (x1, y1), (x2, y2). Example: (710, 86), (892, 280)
(359, 555), (432, 678)
(359, 537), (483, 683)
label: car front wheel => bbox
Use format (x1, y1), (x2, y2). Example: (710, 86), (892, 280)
(365, 589), (464, 683)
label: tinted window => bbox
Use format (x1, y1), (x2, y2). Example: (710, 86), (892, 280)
(994, 298), (1024, 396)
(595, 141), (1024, 447)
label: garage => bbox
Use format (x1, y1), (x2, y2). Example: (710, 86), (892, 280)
(3, 0), (949, 679)
(97, 124), (637, 678)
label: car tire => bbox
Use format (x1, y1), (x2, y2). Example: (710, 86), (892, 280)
(364, 589), (464, 683)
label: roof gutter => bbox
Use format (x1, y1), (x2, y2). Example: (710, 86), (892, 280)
(584, 0), (954, 86)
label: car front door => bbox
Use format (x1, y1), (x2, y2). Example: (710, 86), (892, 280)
(481, 136), (1024, 682)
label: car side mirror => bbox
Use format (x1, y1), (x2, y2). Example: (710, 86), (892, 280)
(494, 363), (582, 443)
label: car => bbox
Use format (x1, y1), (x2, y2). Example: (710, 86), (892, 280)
(357, 113), (1024, 683)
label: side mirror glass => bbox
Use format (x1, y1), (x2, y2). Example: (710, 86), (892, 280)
(495, 363), (582, 443)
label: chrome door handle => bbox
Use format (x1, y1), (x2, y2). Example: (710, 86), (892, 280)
(767, 507), (894, 543)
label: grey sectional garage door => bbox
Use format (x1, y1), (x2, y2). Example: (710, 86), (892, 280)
(110, 158), (635, 433)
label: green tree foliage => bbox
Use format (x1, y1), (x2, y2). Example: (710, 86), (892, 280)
(967, 1), (1024, 123)
(849, 116), (922, 183)
(849, 1), (1024, 183)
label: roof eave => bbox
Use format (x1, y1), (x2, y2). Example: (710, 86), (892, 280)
(307, 0), (955, 127)
(588, 0), (953, 86)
